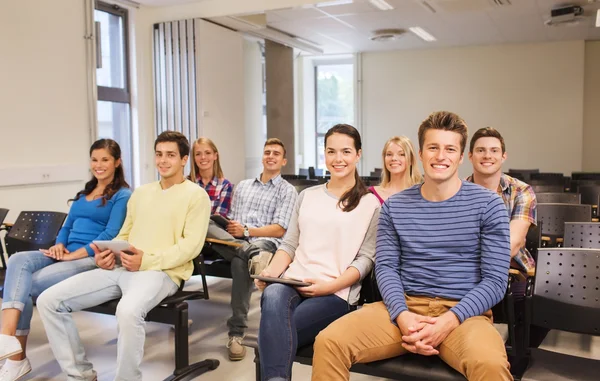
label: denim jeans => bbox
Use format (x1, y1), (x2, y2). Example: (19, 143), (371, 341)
(207, 221), (278, 337)
(37, 267), (178, 381)
(258, 283), (352, 381)
(1, 250), (96, 335)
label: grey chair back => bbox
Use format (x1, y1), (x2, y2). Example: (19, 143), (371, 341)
(532, 248), (600, 335)
(564, 222), (600, 249)
(5, 211), (67, 256)
(532, 184), (564, 193)
(537, 203), (591, 237)
(535, 192), (580, 204)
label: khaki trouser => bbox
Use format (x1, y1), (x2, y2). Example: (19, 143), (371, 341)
(312, 296), (513, 381)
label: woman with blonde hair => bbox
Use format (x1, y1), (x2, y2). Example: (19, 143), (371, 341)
(370, 136), (422, 204)
(190, 137), (233, 217)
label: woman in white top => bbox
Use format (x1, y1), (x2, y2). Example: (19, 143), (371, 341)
(255, 124), (380, 381)
(369, 136), (422, 205)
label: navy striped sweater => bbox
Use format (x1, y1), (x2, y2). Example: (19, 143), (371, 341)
(375, 181), (511, 323)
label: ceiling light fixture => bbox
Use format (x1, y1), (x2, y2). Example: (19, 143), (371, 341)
(315, 0), (353, 7)
(409, 26), (436, 41)
(369, 0), (394, 11)
(370, 28), (406, 42)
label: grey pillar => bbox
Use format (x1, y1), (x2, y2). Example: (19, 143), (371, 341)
(265, 40), (295, 173)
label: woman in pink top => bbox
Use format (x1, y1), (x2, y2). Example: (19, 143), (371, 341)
(369, 136), (422, 204)
(254, 124), (380, 381)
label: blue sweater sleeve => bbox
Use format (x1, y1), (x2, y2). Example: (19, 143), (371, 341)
(83, 188), (132, 256)
(450, 195), (511, 322)
(375, 202), (407, 323)
(55, 208), (76, 246)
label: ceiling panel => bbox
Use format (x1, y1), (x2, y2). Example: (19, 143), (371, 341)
(208, 0), (600, 54)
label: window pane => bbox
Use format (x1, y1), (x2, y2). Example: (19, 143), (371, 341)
(316, 64), (354, 134)
(95, 9), (126, 89)
(97, 101), (133, 185)
(316, 135), (325, 170)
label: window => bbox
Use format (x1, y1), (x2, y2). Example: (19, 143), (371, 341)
(315, 63), (354, 169)
(95, 1), (133, 185)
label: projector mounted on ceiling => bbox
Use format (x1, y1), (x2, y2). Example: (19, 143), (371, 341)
(545, 4), (584, 26)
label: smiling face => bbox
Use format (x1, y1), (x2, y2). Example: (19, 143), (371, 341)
(325, 132), (360, 180)
(469, 136), (506, 176)
(90, 148), (119, 183)
(155, 142), (188, 180)
(419, 129), (463, 184)
(384, 142), (407, 178)
(194, 142), (217, 175)
(262, 144), (287, 174)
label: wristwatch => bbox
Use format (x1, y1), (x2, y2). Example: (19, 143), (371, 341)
(243, 225), (250, 238)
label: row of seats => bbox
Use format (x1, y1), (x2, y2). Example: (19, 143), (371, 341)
(0, 209), (219, 380)
(2, 198), (600, 380)
(243, 222), (600, 381)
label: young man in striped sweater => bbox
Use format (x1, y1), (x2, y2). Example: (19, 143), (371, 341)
(312, 111), (513, 381)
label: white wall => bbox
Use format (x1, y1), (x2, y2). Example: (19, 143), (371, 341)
(361, 41), (585, 178)
(196, 20), (246, 184)
(583, 41), (600, 172)
(0, 0), (91, 221)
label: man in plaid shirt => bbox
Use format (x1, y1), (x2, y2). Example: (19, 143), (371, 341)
(207, 138), (297, 361)
(466, 127), (537, 273)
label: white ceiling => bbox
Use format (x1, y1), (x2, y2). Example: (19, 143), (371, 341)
(210, 0), (600, 53)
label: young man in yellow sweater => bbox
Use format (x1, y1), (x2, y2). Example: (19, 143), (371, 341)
(37, 131), (210, 381)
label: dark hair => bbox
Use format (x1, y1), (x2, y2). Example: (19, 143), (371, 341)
(325, 124), (368, 213)
(154, 131), (190, 159)
(73, 139), (130, 206)
(264, 138), (287, 158)
(469, 127), (506, 154)
(417, 111), (468, 153)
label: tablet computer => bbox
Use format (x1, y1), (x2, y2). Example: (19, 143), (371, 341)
(210, 215), (230, 229)
(251, 275), (311, 287)
(92, 240), (132, 255)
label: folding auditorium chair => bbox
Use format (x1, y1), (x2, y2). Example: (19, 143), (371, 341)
(521, 248), (600, 381)
(508, 169), (539, 182)
(287, 178), (320, 193)
(246, 271), (522, 381)
(536, 204), (591, 246)
(530, 173), (565, 185)
(578, 185), (600, 219)
(0, 211), (67, 294)
(563, 222), (600, 249)
(3, 211), (67, 257)
(531, 184), (565, 193)
(535, 192), (580, 205)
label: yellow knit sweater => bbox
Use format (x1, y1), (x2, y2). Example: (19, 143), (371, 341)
(116, 180), (210, 286)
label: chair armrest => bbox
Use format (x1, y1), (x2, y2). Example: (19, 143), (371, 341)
(509, 268), (526, 282)
(205, 237), (244, 248)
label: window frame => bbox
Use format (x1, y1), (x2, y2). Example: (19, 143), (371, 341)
(313, 57), (355, 170)
(94, 0), (134, 186)
(95, 0), (131, 104)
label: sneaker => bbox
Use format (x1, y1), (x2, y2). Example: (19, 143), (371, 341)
(0, 335), (22, 361)
(227, 336), (246, 361)
(0, 358), (31, 381)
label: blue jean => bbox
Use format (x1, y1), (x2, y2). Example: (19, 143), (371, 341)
(258, 283), (352, 381)
(1, 250), (96, 335)
(37, 267), (178, 381)
(207, 222), (278, 336)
